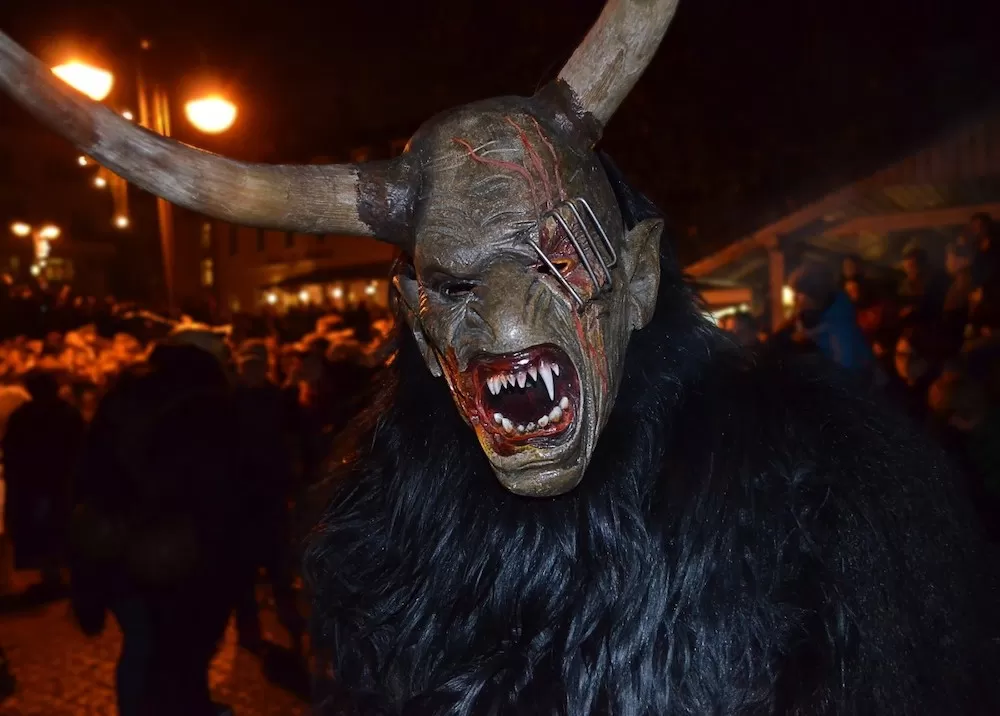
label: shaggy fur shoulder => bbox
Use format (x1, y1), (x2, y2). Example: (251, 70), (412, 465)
(306, 275), (998, 715)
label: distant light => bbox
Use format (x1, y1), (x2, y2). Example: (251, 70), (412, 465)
(121, 110), (134, 121)
(77, 155), (89, 167)
(10, 222), (31, 238)
(298, 289), (309, 303)
(781, 285), (795, 307)
(29, 264), (41, 277)
(37, 239), (51, 260)
(93, 176), (107, 189)
(265, 292), (278, 305)
(38, 225), (61, 240)
(140, 39), (151, 51)
(51, 62), (114, 102)
(114, 215), (130, 229)
(331, 286), (344, 299)
(184, 96), (237, 134)
(364, 282), (377, 296)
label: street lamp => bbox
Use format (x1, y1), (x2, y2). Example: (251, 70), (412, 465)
(9, 222), (61, 275)
(38, 225), (61, 240)
(51, 61), (113, 101)
(10, 222), (31, 238)
(93, 175), (107, 189)
(184, 96), (237, 134)
(52, 51), (237, 312)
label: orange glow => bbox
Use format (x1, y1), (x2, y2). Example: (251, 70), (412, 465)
(184, 96), (237, 134)
(51, 62), (113, 101)
(10, 222), (31, 238)
(38, 225), (61, 240)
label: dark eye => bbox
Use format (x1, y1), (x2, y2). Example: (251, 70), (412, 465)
(439, 280), (477, 298)
(537, 257), (575, 277)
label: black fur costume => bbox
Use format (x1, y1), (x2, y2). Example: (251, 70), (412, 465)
(307, 161), (999, 715)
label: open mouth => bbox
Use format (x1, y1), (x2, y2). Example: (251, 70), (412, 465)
(465, 344), (580, 450)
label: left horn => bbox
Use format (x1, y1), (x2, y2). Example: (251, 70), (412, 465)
(0, 31), (416, 244)
(555, 0), (680, 132)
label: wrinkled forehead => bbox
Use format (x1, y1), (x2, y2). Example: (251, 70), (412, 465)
(410, 104), (620, 273)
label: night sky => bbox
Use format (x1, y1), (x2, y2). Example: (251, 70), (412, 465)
(1, 0), (997, 264)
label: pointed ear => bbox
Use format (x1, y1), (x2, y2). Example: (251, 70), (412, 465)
(620, 218), (663, 330)
(392, 274), (443, 377)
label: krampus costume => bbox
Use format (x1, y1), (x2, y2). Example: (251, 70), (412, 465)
(2, 1), (997, 713)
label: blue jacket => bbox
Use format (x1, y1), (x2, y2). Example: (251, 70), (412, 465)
(801, 291), (875, 372)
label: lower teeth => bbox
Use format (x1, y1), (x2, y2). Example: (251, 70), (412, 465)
(491, 398), (570, 435)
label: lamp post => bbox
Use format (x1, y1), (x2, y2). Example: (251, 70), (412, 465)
(9, 221), (61, 281)
(52, 49), (238, 313)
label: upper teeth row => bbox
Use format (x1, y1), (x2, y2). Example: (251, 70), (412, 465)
(487, 360), (561, 400)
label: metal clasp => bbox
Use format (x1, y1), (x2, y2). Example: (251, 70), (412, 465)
(526, 197), (617, 307)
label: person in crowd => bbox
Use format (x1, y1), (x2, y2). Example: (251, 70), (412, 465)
(69, 339), (255, 716)
(886, 326), (938, 425)
(840, 253), (868, 286)
(344, 300), (373, 343)
(897, 241), (948, 325)
(0, 644), (13, 703)
(928, 364), (1000, 539)
(941, 240), (978, 358)
(787, 259), (874, 375)
(723, 311), (759, 348)
(231, 340), (305, 656)
(969, 212), (1000, 288)
(2, 369), (85, 597)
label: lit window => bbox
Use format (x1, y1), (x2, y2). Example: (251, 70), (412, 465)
(201, 222), (212, 250)
(200, 258), (214, 287)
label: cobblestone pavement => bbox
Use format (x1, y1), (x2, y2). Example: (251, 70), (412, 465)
(0, 588), (310, 716)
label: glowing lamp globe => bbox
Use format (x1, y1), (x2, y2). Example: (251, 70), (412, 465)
(52, 62), (114, 102)
(184, 96), (237, 134)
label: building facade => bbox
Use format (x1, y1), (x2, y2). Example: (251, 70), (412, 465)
(173, 140), (406, 315)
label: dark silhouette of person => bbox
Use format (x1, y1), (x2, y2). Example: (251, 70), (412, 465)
(70, 343), (256, 716)
(2, 369), (84, 594)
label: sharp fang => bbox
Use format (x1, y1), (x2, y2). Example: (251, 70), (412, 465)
(539, 361), (555, 401)
(528, 366), (538, 381)
(517, 371), (527, 388)
(502, 417), (514, 433)
(552, 363), (560, 377)
(494, 412), (503, 424)
(505, 373), (514, 389)
(488, 377), (498, 395)
(526, 422), (536, 431)
(559, 396), (569, 409)
(549, 405), (562, 422)
(538, 415), (549, 427)
(517, 424), (525, 433)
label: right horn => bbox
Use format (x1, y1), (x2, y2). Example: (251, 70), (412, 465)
(0, 31), (416, 246)
(555, 0), (680, 134)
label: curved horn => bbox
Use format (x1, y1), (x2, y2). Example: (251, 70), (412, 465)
(0, 31), (415, 244)
(557, 0), (680, 130)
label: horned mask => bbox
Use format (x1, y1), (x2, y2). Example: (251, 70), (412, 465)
(0, 0), (679, 496)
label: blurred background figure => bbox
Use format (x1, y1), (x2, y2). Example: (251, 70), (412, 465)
(787, 259), (875, 376)
(2, 369), (84, 598)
